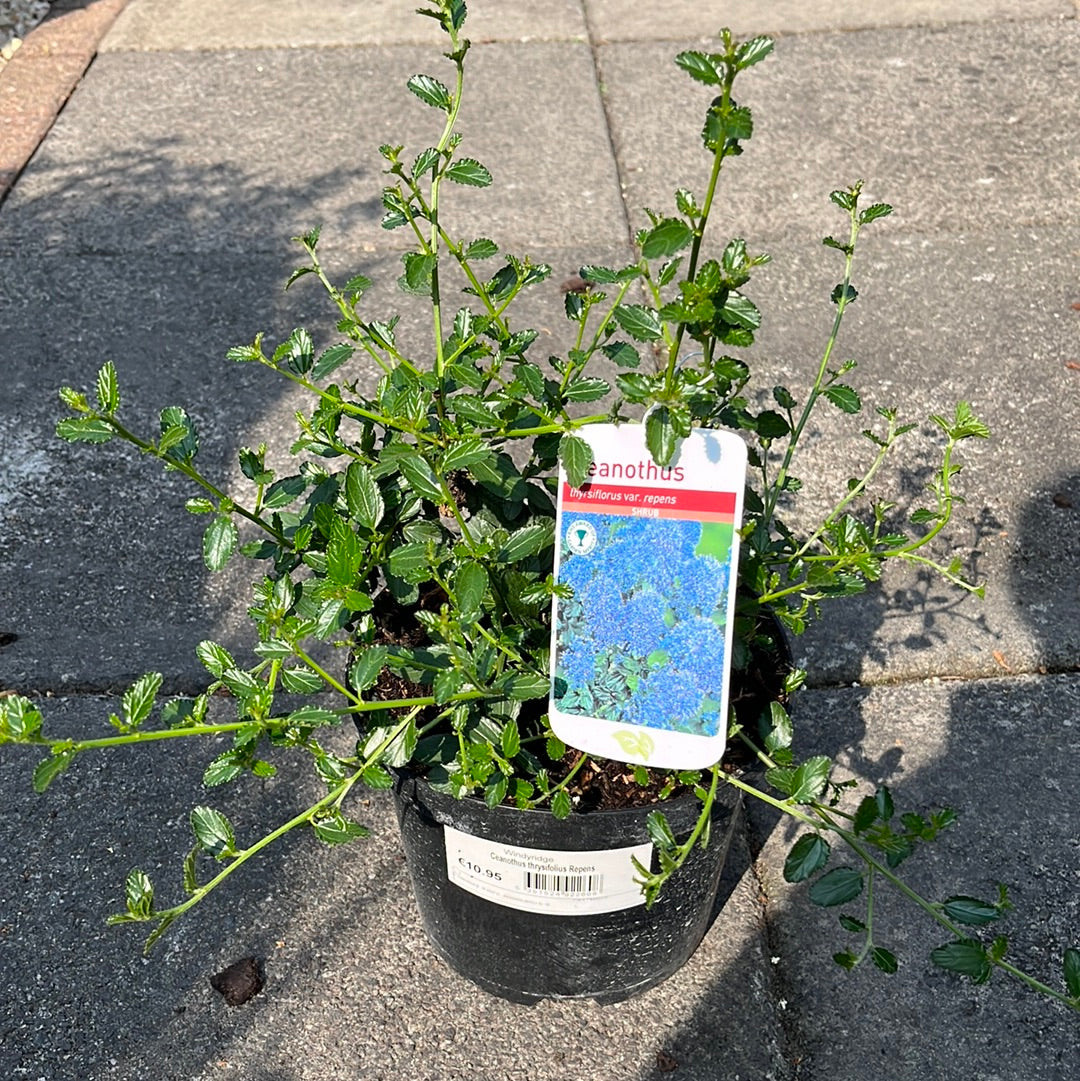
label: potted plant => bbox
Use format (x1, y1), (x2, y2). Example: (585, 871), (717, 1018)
(1, 0), (1077, 1009)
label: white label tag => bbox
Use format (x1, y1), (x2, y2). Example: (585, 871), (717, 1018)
(444, 825), (652, 915)
(549, 423), (747, 770)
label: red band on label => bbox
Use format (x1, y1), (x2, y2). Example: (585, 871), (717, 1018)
(561, 481), (736, 521)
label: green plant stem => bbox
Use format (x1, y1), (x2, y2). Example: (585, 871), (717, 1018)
(427, 36), (468, 382)
(141, 772), (363, 943)
(98, 414), (289, 546)
(525, 750), (589, 810)
(765, 210), (860, 524)
(37, 720), (262, 755)
(340, 689), (490, 715)
(791, 416), (900, 560)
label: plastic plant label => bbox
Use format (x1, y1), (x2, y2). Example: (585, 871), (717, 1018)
(444, 825), (652, 915)
(549, 423), (747, 770)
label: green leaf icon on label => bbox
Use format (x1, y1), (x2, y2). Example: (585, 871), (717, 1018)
(613, 730), (655, 761)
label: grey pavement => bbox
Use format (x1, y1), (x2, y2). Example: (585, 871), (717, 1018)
(1, 1), (1078, 1078)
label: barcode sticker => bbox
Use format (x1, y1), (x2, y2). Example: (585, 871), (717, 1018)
(444, 825), (652, 915)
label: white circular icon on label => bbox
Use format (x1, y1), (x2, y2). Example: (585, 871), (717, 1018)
(566, 519), (597, 556)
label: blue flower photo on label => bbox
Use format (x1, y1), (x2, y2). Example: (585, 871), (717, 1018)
(552, 513), (734, 736)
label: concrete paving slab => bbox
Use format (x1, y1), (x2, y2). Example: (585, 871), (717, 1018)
(584, 0), (1074, 40)
(1, 695), (789, 1081)
(736, 224), (1080, 685)
(597, 18), (1080, 239)
(0, 247), (315, 693)
(748, 674), (1080, 1079)
(0, 40), (624, 256)
(102, 0), (588, 52)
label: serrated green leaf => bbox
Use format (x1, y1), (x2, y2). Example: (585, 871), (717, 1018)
(853, 795), (879, 834)
(196, 640), (235, 678)
(720, 292), (761, 329)
(32, 750), (75, 794)
(808, 867), (863, 907)
(281, 327), (315, 374)
(783, 833), (830, 883)
(203, 753), (244, 787)
(451, 393), (501, 426)
(829, 189), (857, 212)
(763, 700), (792, 753)
(563, 376), (610, 403)
(221, 667), (259, 699)
(831, 283), (858, 306)
(674, 50), (722, 85)
(191, 806), (236, 859)
(824, 383), (861, 414)
(645, 407), (677, 466)
(445, 158), (492, 187)
(122, 672), (162, 729)
(612, 303), (662, 342)
(455, 560), (488, 622)
(788, 755), (832, 803)
(646, 811), (677, 849)
(388, 541), (430, 580)
(400, 251), (436, 296)
(312, 809), (370, 845)
(361, 763), (394, 789)
(407, 73), (452, 111)
(1063, 947), (1080, 999)
(312, 343), (355, 381)
(285, 706), (340, 727)
(326, 520), (363, 587)
(551, 789), (572, 819)
(59, 386), (89, 412)
(558, 433), (593, 489)
(838, 914), (867, 933)
(412, 146), (441, 178)
(281, 667), (325, 694)
(501, 718), (520, 759)
(579, 264), (619, 284)
(124, 869), (154, 919)
(96, 361), (120, 413)
(398, 450), (444, 503)
(464, 237), (498, 260)
(832, 949), (859, 970)
(254, 638), (293, 661)
(159, 406), (199, 461)
(345, 461), (384, 530)
(203, 516), (237, 571)
(641, 217), (694, 260)
(350, 646), (388, 693)
(498, 522), (553, 563)
(734, 35), (774, 70)
(871, 947), (898, 974)
(263, 474), (307, 509)
(858, 202), (893, 225)
(501, 672), (549, 701)
(56, 417), (115, 443)
(942, 895), (1002, 927)
(441, 437), (492, 472)
(433, 667), (465, 704)
(931, 939), (991, 984)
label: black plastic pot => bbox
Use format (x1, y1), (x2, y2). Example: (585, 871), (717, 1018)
(393, 770), (741, 1004)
